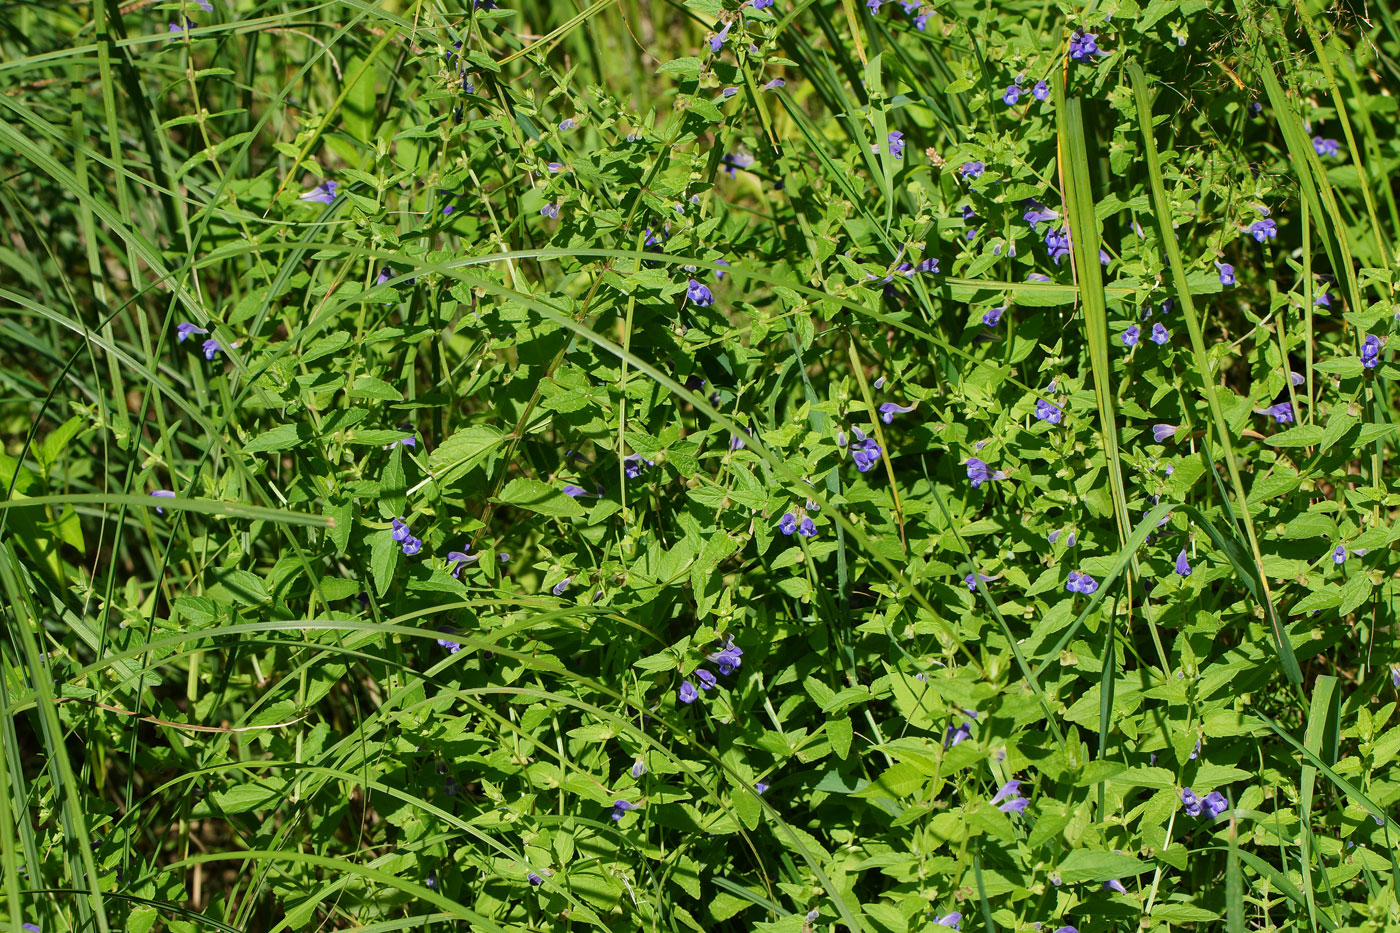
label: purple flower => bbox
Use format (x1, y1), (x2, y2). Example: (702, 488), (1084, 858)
(1027, 272), (1051, 282)
(1362, 334), (1382, 369)
(1203, 791), (1229, 818)
(983, 305), (1006, 327)
(1392, 665), (1400, 688)
(1313, 136), (1340, 157)
(631, 759), (647, 778)
(918, 256), (940, 273)
(1023, 201), (1059, 231)
(540, 203), (559, 219)
(960, 161), (985, 179)
(721, 87), (740, 98)
(678, 680), (699, 704)
(797, 516), (817, 537)
(1181, 787), (1203, 816)
(563, 484), (588, 498)
(299, 181), (338, 204)
(401, 535), (422, 557)
(709, 638), (743, 675)
(1175, 549), (1192, 577)
(761, 78), (785, 90)
(169, 18), (196, 31)
(1103, 879), (1128, 894)
(150, 489), (176, 514)
(1217, 261), (1235, 285)
(1250, 218), (1277, 242)
(392, 517), (411, 542)
(1260, 402), (1294, 424)
(755, 781), (769, 794)
(1151, 323), (1170, 345)
(1332, 544), (1347, 564)
(1315, 290), (1332, 307)
(1033, 80), (1049, 100)
(611, 799), (637, 820)
(1035, 400), (1063, 424)
(623, 453), (654, 478)
(1065, 570), (1098, 594)
(201, 338), (222, 360)
(552, 576), (572, 596)
(686, 278), (714, 306)
(751, 0), (775, 7)
(888, 131), (905, 159)
(851, 432), (883, 473)
(879, 402), (915, 423)
(964, 572), (995, 591)
(998, 796), (1030, 813)
(713, 258), (731, 279)
(708, 19), (733, 52)
(176, 322), (207, 342)
(696, 668), (718, 691)
(944, 720), (972, 748)
(778, 512), (798, 535)
(934, 913), (962, 929)
(437, 629), (462, 652)
(1053, 928), (1078, 933)
(1249, 101), (1263, 115)
(447, 549), (477, 577)
(1044, 226), (1071, 264)
(559, 118), (576, 131)
(966, 458), (991, 487)
(1152, 424), (1178, 443)
(990, 779), (1022, 805)
(1068, 32), (1102, 60)
(1122, 325), (1141, 347)
(1191, 738), (1202, 759)
(730, 428), (751, 450)
(527, 871), (544, 885)
(1003, 84), (1023, 106)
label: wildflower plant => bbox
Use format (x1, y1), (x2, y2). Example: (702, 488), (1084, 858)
(3, 0), (1400, 930)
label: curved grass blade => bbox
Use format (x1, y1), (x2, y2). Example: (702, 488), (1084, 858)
(1127, 62), (1302, 685)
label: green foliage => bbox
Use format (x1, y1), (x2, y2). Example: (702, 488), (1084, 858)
(3, 0), (1400, 930)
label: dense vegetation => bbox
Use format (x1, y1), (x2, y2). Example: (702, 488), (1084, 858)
(4, 0), (1400, 929)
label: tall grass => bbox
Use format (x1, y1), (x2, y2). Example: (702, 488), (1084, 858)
(3, 0), (1400, 930)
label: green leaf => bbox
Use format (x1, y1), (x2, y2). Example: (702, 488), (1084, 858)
(343, 55), (380, 145)
(350, 375), (404, 401)
(1057, 849), (1147, 884)
(370, 529), (400, 597)
(381, 444), (406, 516)
(496, 478), (586, 519)
(1313, 358), (1363, 377)
(827, 717), (853, 759)
(428, 425), (504, 485)
(1264, 424), (1325, 447)
(302, 331), (351, 364)
(244, 423), (314, 453)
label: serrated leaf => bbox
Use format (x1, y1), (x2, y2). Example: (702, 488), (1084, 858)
(1264, 424), (1325, 447)
(371, 529), (400, 597)
(428, 425), (504, 485)
(381, 444), (406, 516)
(350, 375), (403, 401)
(496, 478), (586, 519)
(244, 423), (313, 453)
(1057, 849), (1147, 884)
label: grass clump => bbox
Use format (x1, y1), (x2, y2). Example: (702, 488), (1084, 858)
(3, 0), (1400, 930)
